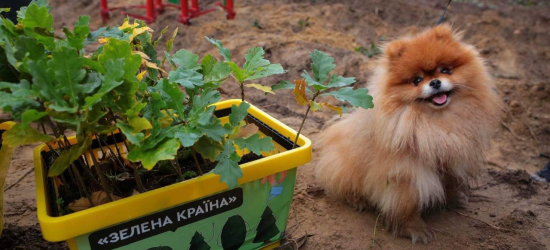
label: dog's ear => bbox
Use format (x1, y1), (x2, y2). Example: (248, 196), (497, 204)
(431, 24), (463, 41)
(384, 40), (406, 60)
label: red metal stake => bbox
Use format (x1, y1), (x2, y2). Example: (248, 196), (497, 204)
(190, 0), (200, 13)
(146, 0), (156, 23)
(100, 0), (233, 25)
(225, 0), (235, 19)
(215, 0), (236, 20)
(179, 0), (190, 24)
(155, 0), (165, 13)
(100, 0), (110, 23)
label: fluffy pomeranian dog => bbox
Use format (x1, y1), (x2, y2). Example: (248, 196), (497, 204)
(315, 24), (502, 243)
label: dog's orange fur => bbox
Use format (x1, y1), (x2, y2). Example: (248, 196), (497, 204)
(315, 25), (502, 244)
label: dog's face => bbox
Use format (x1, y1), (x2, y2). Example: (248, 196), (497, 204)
(378, 25), (489, 113)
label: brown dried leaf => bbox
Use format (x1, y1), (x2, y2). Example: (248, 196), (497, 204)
(68, 191), (121, 212)
(292, 79), (309, 105)
(234, 124), (259, 139)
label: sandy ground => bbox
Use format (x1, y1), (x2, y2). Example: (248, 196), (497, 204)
(1, 0), (550, 249)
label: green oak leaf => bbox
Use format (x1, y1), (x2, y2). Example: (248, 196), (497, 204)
(226, 61), (247, 83)
(195, 105), (216, 126)
(228, 102), (250, 127)
(301, 70), (326, 91)
(20, 109), (47, 127)
(233, 133), (274, 155)
(246, 63), (285, 81)
(213, 140), (242, 188)
(243, 47), (270, 72)
(98, 38), (141, 82)
(17, 0), (51, 21)
(196, 118), (228, 142)
(201, 54), (216, 76)
(171, 49), (200, 70)
(48, 135), (92, 176)
(271, 80), (295, 91)
(189, 89), (221, 116)
(81, 72), (101, 94)
(326, 74), (356, 88)
(139, 125), (178, 151)
(20, 2), (53, 30)
(205, 36), (231, 61)
(0, 80), (41, 118)
(84, 59), (124, 108)
(310, 50), (335, 84)
(116, 122), (145, 146)
(168, 67), (203, 89)
(194, 136), (223, 161)
(85, 26), (128, 45)
(203, 60), (231, 85)
(47, 46), (86, 107)
(175, 125), (202, 147)
(14, 36), (47, 68)
(63, 15), (90, 51)
(127, 138), (180, 170)
(26, 59), (66, 109)
(322, 87), (374, 109)
(154, 79), (186, 118)
(2, 123), (53, 148)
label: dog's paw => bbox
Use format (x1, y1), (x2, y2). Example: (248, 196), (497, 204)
(400, 218), (436, 244)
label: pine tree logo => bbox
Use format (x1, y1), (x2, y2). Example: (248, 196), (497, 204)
(189, 231), (211, 250)
(252, 206), (280, 244)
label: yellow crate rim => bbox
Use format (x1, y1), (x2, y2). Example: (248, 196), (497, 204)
(34, 99), (312, 242)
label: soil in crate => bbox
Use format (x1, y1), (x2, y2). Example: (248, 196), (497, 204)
(46, 149), (262, 217)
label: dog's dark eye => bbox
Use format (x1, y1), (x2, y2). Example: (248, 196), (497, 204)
(440, 67), (452, 75)
(413, 77), (423, 86)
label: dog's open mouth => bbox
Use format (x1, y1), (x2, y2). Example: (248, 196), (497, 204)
(426, 90), (453, 106)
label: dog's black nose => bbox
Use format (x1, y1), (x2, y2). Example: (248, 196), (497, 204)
(430, 79), (441, 89)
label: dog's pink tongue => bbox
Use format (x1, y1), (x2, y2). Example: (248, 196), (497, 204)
(432, 93), (447, 104)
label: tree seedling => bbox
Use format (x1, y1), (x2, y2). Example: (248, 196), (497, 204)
(273, 50), (374, 148)
(205, 36), (286, 101)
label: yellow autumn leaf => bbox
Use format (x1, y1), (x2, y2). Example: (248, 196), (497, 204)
(132, 51), (150, 60)
(292, 79), (309, 106)
(144, 60), (167, 73)
(245, 83), (274, 95)
(320, 102), (343, 116)
(129, 27), (153, 42)
(137, 71), (147, 81)
(98, 37), (109, 43)
(118, 20), (139, 30)
(128, 116), (152, 132)
(159, 110), (173, 128)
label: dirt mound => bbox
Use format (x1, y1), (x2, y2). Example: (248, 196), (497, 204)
(488, 169), (539, 198)
(477, 209), (546, 250)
